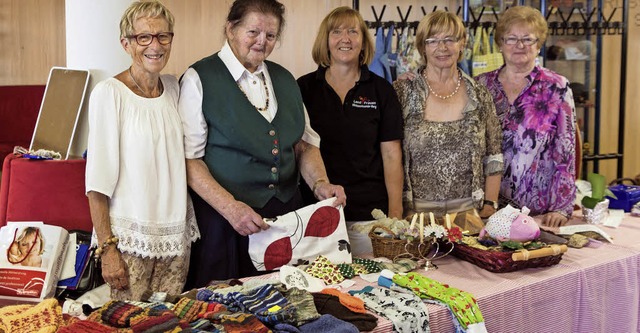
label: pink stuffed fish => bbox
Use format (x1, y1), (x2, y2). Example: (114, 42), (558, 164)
(479, 205), (540, 242)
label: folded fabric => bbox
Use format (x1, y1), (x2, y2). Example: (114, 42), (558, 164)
(392, 272), (485, 331)
(274, 314), (359, 333)
(0, 298), (62, 333)
(312, 293), (377, 331)
(337, 263), (369, 278)
(350, 286), (430, 333)
(321, 288), (367, 313)
(305, 255), (345, 285)
(352, 258), (382, 273)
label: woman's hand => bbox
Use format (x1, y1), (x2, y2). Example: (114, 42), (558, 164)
(101, 246), (129, 290)
(223, 200), (269, 236)
(541, 212), (568, 228)
(314, 182), (347, 207)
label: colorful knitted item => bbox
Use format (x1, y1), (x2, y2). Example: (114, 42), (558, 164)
(392, 272), (484, 329)
(100, 301), (146, 328)
(130, 307), (187, 333)
(0, 298), (62, 333)
(352, 257), (383, 273)
(230, 284), (297, 325)
(304, 255), (345, 285)
(172, 298), (209, 322)
(321, 288), (367, 313)
(57, 317), (117, 333)
(203, 311), (271, 333)
(280, 287), (321, 326)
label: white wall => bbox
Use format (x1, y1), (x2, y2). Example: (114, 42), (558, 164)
(66, 0), (132, 158)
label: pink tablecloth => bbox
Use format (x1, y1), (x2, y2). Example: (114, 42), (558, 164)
(251, 214), (640, 333)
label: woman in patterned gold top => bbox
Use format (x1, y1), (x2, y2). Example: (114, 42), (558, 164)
(393, 11), (504, 229)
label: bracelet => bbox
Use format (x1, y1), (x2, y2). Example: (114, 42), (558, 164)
(312, 178), (328, 193)
(94, 235), (119, 259)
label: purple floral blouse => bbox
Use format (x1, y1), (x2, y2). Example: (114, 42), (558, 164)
(476, 65), (576, 217)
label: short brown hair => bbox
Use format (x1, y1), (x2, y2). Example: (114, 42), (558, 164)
(311, 6), (374, 67)
(415, 10), (467, 63)
(120, 1), (175, 38)
(495, 6), (548, 48)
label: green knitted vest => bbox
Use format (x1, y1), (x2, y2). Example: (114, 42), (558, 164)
(191, 54), (304, 208)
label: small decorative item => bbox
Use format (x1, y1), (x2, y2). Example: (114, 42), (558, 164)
(369, 212), (461, 270)
(581, 173), (616, 224)
(398, 213), (460, 271)
(479, 205), (540, 242)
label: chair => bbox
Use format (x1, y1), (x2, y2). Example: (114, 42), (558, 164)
(0, 154), (92, 231)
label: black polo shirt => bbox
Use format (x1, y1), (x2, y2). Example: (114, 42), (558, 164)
(297, 65), (403, 221)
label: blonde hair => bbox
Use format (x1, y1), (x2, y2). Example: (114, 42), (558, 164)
(415, 10), (467, 63)
(311, 6), (374, 67)
(495, 6), (548, 48)
(120, 1), (175, 38)
(15, 227), (45, 255)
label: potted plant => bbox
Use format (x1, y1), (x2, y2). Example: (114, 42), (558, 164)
(581, 173), (616, 224)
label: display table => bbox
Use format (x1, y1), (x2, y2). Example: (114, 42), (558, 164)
(271, 214), (640, 332)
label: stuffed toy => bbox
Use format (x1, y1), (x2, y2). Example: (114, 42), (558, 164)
(479, 205), (540, 242)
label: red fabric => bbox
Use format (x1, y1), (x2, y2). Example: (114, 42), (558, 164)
(0, 85), (45, 161)
(0, 154), (92, 232)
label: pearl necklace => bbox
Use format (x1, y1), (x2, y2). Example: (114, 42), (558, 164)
(237, 73), (270, 112)
(128, 67), (160, 98)
(424, 69), (462, 100)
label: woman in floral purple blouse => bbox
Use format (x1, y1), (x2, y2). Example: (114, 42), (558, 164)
(475, 6), (576, 227)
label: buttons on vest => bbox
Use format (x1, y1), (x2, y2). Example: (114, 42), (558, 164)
(269, 129), (276, 136)
(271, 167), (278, 173)
(268, 184), (275, 190)
(272, 148), (279, 155)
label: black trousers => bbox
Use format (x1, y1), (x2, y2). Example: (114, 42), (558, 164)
(184, 189), (302, 290)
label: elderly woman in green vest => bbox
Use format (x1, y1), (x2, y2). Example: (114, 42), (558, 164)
(178, 0), (346, 287)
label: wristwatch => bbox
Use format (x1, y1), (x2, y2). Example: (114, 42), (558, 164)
(483, 200), (499, 210)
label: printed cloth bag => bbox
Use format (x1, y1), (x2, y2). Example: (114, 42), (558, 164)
(0, 222), (69, 301)
(472, 26), (504, 77)
(249, 198), (352, 271)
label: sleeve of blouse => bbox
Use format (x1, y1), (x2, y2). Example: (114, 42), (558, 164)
(479, 85), (504, 176)
(178, 68), (208, 159)
(85, 81), (120, 198)
(549, 81), (577, 216)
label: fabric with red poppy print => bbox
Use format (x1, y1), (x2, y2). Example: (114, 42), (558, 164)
(248, 198), (352, 271)
(476, 65), (576, 217)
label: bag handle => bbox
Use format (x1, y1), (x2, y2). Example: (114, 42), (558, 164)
(7, 227), (39, 264)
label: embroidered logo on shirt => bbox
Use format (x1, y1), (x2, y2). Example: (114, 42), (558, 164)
(352, 96), (377, 109)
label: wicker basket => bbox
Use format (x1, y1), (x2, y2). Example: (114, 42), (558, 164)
(369, 225), (431, 259)
(452, 242), (564, 273)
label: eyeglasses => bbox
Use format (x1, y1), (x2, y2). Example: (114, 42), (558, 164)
(503, 36), (538, 46)
(424, 37), (459, 48)
(125, 32), (174, 46)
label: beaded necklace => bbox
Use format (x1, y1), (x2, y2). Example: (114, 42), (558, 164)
(238, 73), (270, 112)
(424, 68), (462, 100)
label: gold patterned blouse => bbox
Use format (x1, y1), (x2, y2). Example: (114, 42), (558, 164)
(393, 67), (504, 211)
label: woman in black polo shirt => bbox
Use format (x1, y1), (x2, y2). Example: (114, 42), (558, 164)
(298, 6), (404, 221)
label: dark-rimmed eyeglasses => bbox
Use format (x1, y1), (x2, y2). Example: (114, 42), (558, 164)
(503, 36), (538, 46)
(424, 37), (459, 48)
(125, 32), (174, 46)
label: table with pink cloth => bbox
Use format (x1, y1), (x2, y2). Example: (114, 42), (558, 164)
(251, 214), (640, 332)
